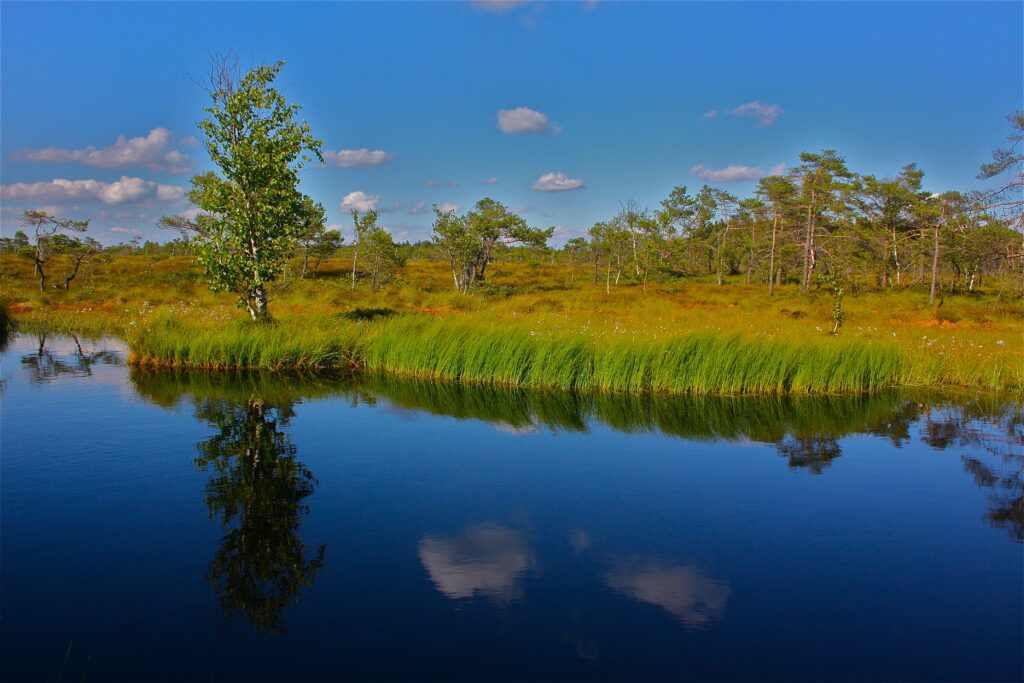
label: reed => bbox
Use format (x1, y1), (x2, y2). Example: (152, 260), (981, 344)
(128, 314), (909, 395)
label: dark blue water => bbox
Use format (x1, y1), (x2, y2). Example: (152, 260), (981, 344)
(2, 333), (1021, 682)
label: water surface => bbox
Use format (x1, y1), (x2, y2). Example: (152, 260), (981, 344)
(2, 333), (1021, 682)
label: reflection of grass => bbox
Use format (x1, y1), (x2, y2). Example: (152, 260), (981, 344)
(129, 365), (1014, 445)
(3, 254), (1022, 392)
(0, 301), (11, 350)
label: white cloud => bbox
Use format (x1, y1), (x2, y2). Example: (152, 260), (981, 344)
(11, 127), (194, 173)
(477, 177), (499, 185)
(767, 163), (787, 176)
(322, 148), (395, 167)
(437, 202), (462, 214)
(339, 190), (381, 213)
(690, 164), (768, 183)
(470, 0), (529, 14)
(512, 205), (534, 214)
(719, 100), (784, 126)
(531, 171), (584, 192)
(701, 109), (720, 120)
(497, 107), (560, 135)
(110, 226), (142, 235)
(424, 179), (460, 188)
(407, 201), (430, 215)
(0, 176), (185, 205)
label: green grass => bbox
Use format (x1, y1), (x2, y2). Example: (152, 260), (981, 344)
(4, 253), (1022, 394)
(127, 313), (911, 395)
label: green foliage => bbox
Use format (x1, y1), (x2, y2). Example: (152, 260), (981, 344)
(17, 210), (91, 291)
(295, 197), (339, 278)
(349, 208), (378, 290)
(433, 198), (553, 292)
(364, 227), (404, 291)
(177, 61), (323, 320)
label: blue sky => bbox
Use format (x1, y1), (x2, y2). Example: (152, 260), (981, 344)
(1, 1), (1020, 245)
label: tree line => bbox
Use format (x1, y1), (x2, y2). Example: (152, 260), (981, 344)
(3, 56), (1019, 321)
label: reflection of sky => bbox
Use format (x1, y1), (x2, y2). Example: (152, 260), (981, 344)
(11, 334), (134, 395)
(26, 335), (128, 357)
(605, 559), (730, 628)
(3, 333), (1021, 682)
(419, 523), (533, 604)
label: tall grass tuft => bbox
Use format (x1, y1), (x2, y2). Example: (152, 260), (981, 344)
(129, 314), (909, 395)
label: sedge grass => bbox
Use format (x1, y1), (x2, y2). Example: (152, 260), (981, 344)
(128, 314), (909, 395)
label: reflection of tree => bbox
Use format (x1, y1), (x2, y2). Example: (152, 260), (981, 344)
(20, 334), (121, 383)
(921, 402), (1024, 542)
(775, 434), (843, 474)
(129, 366), (1022, 546)
(193, 398), (326, 633)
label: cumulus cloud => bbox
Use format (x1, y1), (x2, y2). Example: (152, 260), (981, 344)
(469, 0), (529, 14)
(531, 171), (584, 192)
(339, 190), (381, 212)
(11, 127), (194, 173)
(703, 100), (784, 126)
(497, 107), (560, 135)
(110, 226), (142, 235)
(729, 100), (784, 126)
(322, 148), (395, 167)
(0, 176), (185, 205)
(424, 179), (460, 188)
(689, 164), (767, 183)
(437, 202), (462, 214)
(690, 162), (786, 183)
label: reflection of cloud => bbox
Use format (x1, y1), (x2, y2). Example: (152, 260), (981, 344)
(605, 559), (730, 627)
(492, 420), (540, 435)
(568, 529), (591, 551)
(419, 523), (533, 603)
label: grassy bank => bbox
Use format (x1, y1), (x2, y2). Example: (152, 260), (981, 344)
(4, 254), (1022, 394)
(127, 314), (945, 395)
